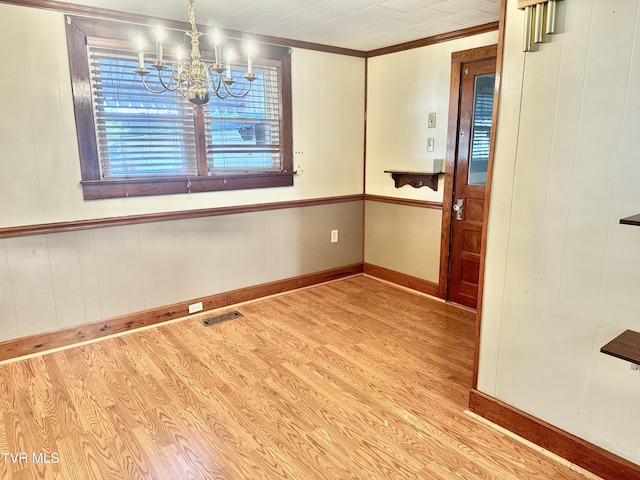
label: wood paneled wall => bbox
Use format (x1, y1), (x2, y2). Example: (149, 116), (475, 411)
(479, 0), (640, 465)
(0, 201), (363, 343)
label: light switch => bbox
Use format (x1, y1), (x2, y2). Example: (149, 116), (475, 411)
(427, 137), (434, 152)
(428, 112), (436, 128)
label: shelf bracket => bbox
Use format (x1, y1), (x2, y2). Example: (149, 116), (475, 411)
(384, 171), (442, 191)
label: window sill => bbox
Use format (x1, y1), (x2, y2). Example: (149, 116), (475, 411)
(81, 172), (294, 200)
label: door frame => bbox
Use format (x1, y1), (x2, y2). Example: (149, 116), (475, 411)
(438, 44), (498, 302)
(438, 0), (507, 388)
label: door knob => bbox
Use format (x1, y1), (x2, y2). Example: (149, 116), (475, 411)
(453, 198), (464, 220)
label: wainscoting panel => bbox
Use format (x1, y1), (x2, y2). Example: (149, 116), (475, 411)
(0, 200), (363, 344)
(0, 240), (18, 340)
(364, 200), (442, 284)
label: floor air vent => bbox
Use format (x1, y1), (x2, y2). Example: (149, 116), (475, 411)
(201, 311), (242, 326)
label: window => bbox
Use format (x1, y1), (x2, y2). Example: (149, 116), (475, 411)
(66, 16), (293, 200)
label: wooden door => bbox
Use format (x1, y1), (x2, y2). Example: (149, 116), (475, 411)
(448, 58), (496, 309)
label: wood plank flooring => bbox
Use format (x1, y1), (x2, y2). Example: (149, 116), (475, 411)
(0, 276), (595, 479)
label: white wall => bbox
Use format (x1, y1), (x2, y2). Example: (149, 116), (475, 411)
(364, 31), (498, 282)
(366, 31), (498, 202)
(479, 0), (640, 464)
(0, 4), (365, 228)
(0, 3), (366, 343)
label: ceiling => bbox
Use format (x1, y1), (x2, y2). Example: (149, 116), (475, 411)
(59, 0), (500, 51)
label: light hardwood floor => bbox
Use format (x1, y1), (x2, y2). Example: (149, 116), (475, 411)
(0, 276), (594, 479)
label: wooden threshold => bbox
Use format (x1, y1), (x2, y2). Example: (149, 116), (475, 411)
(0, 263), (363, 363)
(469, 389), (640, 480)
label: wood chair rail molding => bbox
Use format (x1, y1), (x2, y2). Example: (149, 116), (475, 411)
(364, 194), (443, 210)
(0, 195), (363, 240)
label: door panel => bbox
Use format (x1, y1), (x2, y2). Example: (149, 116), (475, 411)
(448, 58), (496, 309)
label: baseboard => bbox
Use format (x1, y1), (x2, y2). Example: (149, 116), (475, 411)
(363, 263), (440, 298)
(469, 389), (640, 480)
(0, 263), (363, 363)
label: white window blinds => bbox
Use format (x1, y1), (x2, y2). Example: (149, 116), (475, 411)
(205, 63), (282, 172)
(88, 45), (198, 178)
(87, 44), (282, 179)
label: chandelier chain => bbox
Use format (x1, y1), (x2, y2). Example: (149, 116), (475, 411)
(188, 0), (197, 36)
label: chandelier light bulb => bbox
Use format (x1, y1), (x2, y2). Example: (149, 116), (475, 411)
(226, 48), (234, 80)
(246, 41), (254, 75)
(136, 35), (146, 71)
(212, 27), (222, 65)
(154, 26), (164, 64)
(133, 0), (256, 104)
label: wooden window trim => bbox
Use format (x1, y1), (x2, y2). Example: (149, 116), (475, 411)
(65, 15), (293, 200)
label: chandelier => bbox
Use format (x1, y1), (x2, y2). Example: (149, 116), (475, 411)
(134, 0), (256, 105)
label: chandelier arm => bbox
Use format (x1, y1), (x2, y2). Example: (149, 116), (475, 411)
(206, 65), (224, 95)
(140, 75), (171, 94)
(222, 81), (253, 98)
(156, 66), (180, 92)
(209, 81), (229, 99)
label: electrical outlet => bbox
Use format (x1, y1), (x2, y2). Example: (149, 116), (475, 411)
(331, 230), (339, 243)
(189, 301), (203, 314)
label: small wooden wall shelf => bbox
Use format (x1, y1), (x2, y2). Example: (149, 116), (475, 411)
(601, 330), (640, 365)
(384, 171), (442, 191)
(620, 214), (640, 226)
